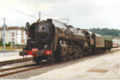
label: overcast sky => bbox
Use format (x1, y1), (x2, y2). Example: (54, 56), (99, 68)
(0, 0), (120, 29)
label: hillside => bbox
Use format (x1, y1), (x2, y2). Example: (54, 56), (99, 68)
(89, 28), (120, 38)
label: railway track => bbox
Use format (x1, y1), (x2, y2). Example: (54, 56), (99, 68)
(0, 48), (119, 78)
(0, 62), (51, 78)
(0, 57), (65, 78)
(0, 57), (32, 66)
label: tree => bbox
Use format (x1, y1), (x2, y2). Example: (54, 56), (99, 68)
(89, 28), (120, 38)
(25, 22), (30, 31)
(21, 26), (25, 30)
(0, 36), (2, 43)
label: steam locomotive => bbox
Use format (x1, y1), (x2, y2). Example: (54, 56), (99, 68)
(20, 19), (113, 64)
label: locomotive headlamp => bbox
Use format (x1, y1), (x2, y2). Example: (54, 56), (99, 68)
(45, 50), (52, 55)
(32, 48), (38, 52)
(44, 45), (47, 48)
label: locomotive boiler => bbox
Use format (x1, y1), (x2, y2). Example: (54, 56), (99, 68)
(20, 19), (112, 63)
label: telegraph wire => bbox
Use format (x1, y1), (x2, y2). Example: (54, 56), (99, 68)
(0, 4), (36, 18)
(7, 7), (36, 18)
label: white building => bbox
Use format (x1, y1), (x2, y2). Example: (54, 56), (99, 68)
(0, 27), (27, 45)
(112, 38), (120, 47)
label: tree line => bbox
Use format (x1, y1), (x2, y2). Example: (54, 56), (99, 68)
(89, 28), (120, 37)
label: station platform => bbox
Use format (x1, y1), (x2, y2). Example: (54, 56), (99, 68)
(0, 51), (32, 62)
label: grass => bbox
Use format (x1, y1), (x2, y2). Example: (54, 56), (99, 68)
(0, 46), (22, 51)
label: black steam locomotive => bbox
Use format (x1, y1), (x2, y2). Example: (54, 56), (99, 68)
(20, 19), (113, 63)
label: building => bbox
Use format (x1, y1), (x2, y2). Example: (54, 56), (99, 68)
(0, 26), (27, 45)
(112, 37), (120, 47)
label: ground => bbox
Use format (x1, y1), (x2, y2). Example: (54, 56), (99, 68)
(0, 48), (120, 79)
(0, 51), (31, 62)
(30, 48), (120, 79)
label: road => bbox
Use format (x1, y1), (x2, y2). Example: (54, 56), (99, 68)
(30, 48), (120, 79)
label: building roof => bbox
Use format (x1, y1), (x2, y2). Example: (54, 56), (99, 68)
(0, 26), (24, 30)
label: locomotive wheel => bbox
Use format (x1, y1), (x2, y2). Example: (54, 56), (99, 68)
(33, 57), (40, 64)
(35, 61), (40, 64)
(78, 52), (83, 58)
(47, 55), (55, 64)
(83, 51), (87, 56)
(55, 57), (61, 62)
(73, 52), (79, 59)
(67, 54), (73, 60)
(62, 56), (67, 61)
(72, 49), (79, 59)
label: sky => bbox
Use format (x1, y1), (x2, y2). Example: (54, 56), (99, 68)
(0, 0), (120, 29)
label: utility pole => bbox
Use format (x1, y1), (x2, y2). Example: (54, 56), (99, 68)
(2, 18), (6, 51)
(39, 11), (41, 21)
(37, 11), (41, 22)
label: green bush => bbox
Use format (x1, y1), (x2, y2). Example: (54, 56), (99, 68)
(0, 43), (10, 46)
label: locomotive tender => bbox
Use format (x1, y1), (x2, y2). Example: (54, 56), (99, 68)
(20, 19), (112, 63)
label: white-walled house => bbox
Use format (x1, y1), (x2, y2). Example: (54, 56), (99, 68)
(0, 27), (27, 45)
